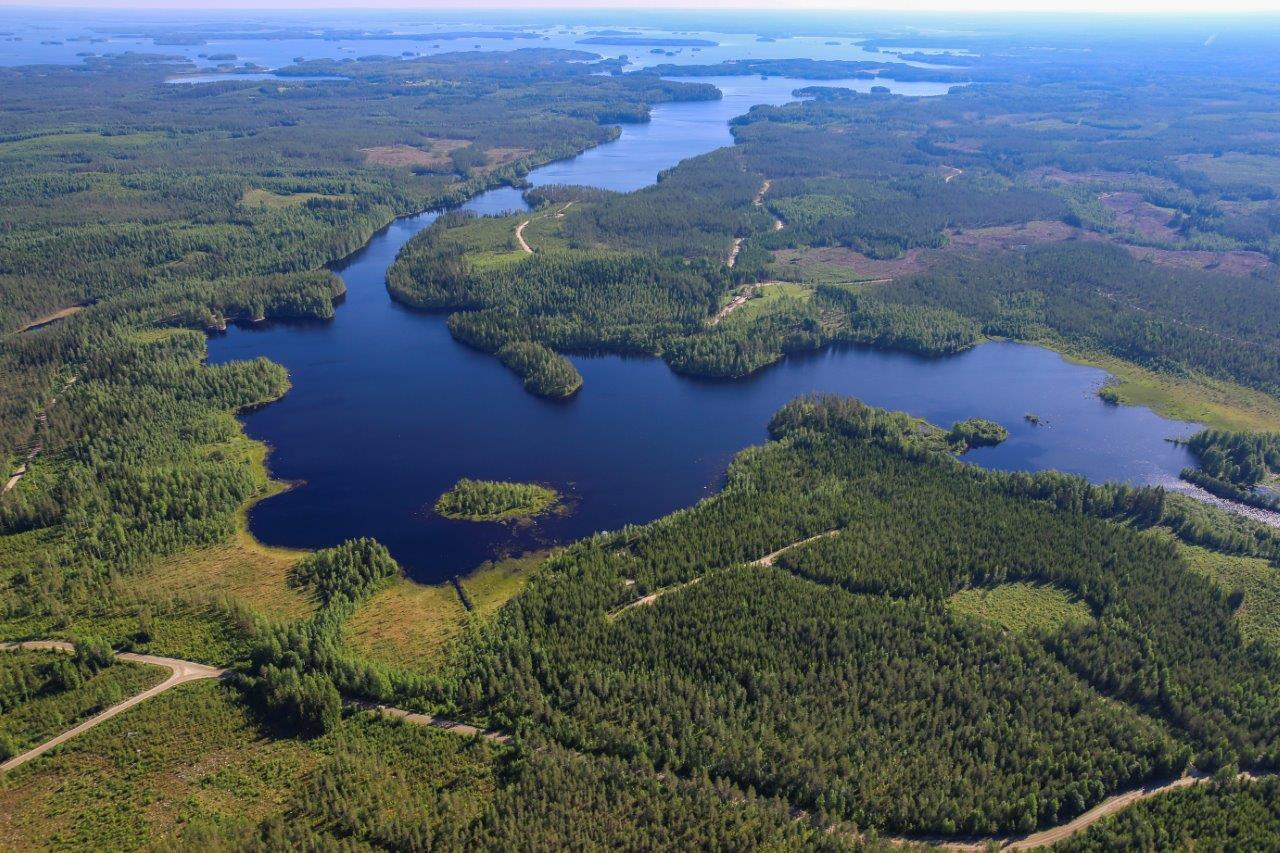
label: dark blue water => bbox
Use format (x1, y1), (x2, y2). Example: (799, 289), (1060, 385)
(206, 76), (1199, 583)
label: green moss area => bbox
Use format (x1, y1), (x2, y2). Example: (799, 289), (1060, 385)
(0, 650), (167, 755)
(947, 582), (1093, 634)
(0, 680), (844, 851)
(344, 551), (547, 671)
(434, 479), (559, 522)
(1178, 542), (1280, 650)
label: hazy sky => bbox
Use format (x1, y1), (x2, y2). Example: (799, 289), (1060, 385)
(6, 0), (1280, 13)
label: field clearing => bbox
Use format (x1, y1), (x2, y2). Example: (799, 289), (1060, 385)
(1178, 542), (1280, 649)
(1098, 192), (1179, 242)
(460, 551), (546, 617)
(344, 578), (468, 669)
(130, 530), (312, 624)
(772, 245), (928, 280)
(1124, 244), (1273, 275)
(359, 138), (468, 169)
(0, 131), (169, 158)
(1180, 152), (1280, 191)
(240, 189), (350, 208)
(947, 581), (1093, 633)
(721, 282), (814, 324)
(0, 681), (321, 849)
(486, 146), (534, 167)
(346, 552), (544, 669)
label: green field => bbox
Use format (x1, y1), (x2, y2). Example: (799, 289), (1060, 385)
(1178, 542), (1280, 649)
(947, 581), (1094, 633)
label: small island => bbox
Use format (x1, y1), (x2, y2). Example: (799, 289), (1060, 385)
(577, 36), (718, 47)
(434, 478), (559, 521)
(949, 417), (1009, 450)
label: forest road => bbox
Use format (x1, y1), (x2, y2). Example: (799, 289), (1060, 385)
(0, 640), (229, 773)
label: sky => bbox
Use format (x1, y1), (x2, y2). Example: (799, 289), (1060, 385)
(5, 0), (1280, 13)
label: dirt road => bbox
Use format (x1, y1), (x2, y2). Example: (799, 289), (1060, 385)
(355, 701), (512, 745)
(752, 530), (838, 566)
(754, 179), (784, 230)
(1, 640), (509, 773)
(515, 219), (533, 253)
(611, 530), (839, 618)
(4, 643), (1272, 848)
(884, 769), (1280, 850)
(514, 202), (574, 255)
(0, 641), (228, 773)
(727, 179), (778, 268)
(3, 375), (77, 494)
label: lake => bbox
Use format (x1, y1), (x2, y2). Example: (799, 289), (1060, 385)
(0, 10), (956, 73)
(205, 74), (1201, 583)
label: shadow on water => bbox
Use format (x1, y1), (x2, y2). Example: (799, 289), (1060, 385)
(206, 76), (1200, 583)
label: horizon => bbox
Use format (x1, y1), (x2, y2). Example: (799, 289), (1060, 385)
(4, 2), (1280, 17)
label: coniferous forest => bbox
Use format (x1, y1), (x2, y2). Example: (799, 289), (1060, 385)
(4, 12), (1280, 852)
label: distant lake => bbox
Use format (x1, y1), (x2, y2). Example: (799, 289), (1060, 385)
(0, 11), (958, 73)
(205, 75), (1199, 583)
(166, 73), (348, 84)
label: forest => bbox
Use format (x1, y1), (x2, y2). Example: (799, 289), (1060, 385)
(428, 396), (1279, 837)
(6, 22), (1280, 851)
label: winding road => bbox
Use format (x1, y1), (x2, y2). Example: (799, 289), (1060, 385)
(0, 640), (507, 774)
(514, 201), (574, 255)
(3, 375), (76, 495)
(726, 179), (778, 269)
(0, 641), (228, 773)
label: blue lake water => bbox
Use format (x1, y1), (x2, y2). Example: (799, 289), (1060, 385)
(201, 75), (1200, 583)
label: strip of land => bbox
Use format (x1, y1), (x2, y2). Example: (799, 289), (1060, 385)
(3, 642), (1273, 849)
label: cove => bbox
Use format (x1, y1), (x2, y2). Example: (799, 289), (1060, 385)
(206, 75), (1200, 583)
